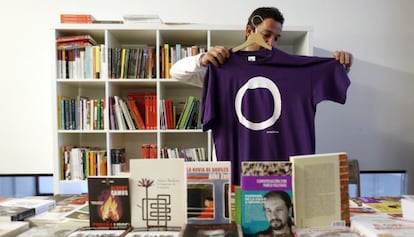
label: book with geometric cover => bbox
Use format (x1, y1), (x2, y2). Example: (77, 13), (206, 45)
(291, 152), (350, 228)
(240, 161), (293, 237)
(185, 161), (231, 225)
(87, 176), (131, 229)
(129, 159), (186, 230)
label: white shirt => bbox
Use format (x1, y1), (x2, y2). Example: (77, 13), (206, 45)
(169, 53), (206, 88)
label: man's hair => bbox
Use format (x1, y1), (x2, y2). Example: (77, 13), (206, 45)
(247, 7), (285, 30)
(263, 190), (292, 208)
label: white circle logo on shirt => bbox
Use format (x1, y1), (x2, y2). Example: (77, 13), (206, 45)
(235, 76), (281, 130)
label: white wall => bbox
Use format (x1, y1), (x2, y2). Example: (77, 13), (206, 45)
(0, 0), (413, 193)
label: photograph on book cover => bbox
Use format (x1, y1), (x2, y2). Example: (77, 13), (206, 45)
(186, 161), (231, 225)
(240, 161), (294, 237)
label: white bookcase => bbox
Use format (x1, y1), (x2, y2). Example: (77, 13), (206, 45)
(51, 23), (312, 194)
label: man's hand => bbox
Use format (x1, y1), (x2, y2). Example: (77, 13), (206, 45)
(200, 46), (230, 67)
(334, 51), (353, 72)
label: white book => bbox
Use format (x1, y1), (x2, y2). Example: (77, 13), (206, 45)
(351, 214), (414, 237)
(0, 221), (30, 237)
(290, 152), (350, 228)
(129, 159), (186, 229)
(113, 96), (127, 130)
(118, 97), (136, 130)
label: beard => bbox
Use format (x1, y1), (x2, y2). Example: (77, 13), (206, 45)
(269, 218), (285, 230)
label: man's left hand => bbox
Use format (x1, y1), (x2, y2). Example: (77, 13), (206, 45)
(334, 51), (353, 72)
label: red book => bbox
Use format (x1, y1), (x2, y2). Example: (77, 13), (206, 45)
(126, 97), (146, 129)
(60, 14), (95, 24)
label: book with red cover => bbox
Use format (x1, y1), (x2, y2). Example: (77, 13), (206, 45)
(127, 97), (146, 129)
(60, 14), (95, 24)
(87, 176), (131, 229)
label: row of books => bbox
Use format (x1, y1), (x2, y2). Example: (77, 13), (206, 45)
(161, 43), (206, 79)
(56, 35), (104, 79)
(109, 93), (156, 130)
(160, 147), (206, 161)
(56, 34), (207, 80)
(58, 96), (105, 130)
(61, 146), (107, 180)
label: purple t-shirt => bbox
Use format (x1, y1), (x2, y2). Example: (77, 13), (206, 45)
(201, 48), (350, 185)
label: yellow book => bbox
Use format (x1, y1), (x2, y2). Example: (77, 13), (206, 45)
(164, 43), (170, 78)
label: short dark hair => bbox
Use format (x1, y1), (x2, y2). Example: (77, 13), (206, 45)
(247, 7), (285, 29)
(263, 190), (291, 208)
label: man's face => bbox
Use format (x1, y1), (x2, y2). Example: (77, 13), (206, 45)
(263, 196), (289, 231)
(196, 229), (225, 237)
(246, 18), (283, 50)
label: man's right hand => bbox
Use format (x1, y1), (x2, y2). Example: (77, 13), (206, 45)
(200, 46), (230, 67)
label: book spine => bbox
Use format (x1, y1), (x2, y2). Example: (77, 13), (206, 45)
(11, 208), (36, 221)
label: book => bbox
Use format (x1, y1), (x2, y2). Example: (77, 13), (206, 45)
(129, 159), (186, 229)
(351, 196), (402, 217)
(0, 221), (30, 237)
(294, 225), (359, 237)
(66, 226), (132, 237)
(14, 223), (77, 237)
(125, 227), (181, 237)
(60, 14), (95, 24)
(127, 96), (146, 129)
(185, 161), (231, 224)
(179, 223), (243, 237)
(290, 152), (350, 228)
(350, 213), (414, 237)
(0, 198), (56, 221)
(87, 176), (131, 229)
(240, 161), (293, 237)
(401, 195), (414, 221)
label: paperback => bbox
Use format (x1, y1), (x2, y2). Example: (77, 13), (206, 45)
(129, 159), (186, 229)
(291, 152), (350, 228)
(88, 176), (131, 229)
(240, 161), (293, 237)
(66, 226), (132, 237)
(125, 227), (181, 237)
(0, 221), (30, 237)
(179, 223), (243, 237)
(0, 198), (56, 221)
(185, 161), (231, 224)
(14, 223), (77, 237)
(350, 213), (414, 237)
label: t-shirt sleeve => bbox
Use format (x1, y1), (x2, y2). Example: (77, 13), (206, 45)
(312, 59), (351, 105)
(200, 64), (216, 131)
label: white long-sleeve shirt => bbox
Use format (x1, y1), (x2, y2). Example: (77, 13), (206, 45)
(169, 53), (206, 88)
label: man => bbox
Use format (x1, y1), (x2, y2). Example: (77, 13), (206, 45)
(170, 7), (353, 87)
(171, 7), (352, 185)
(255, 191), (293, 237)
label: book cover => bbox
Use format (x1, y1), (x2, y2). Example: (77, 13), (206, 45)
(350, 214), (414, 237)
(185, 161), (231, 224)
(125, 227), (181, 237)
(352, 196), (402, 217)
(290, 152), (350, 229)
(240, 161), (293, 237)
(0, 221), (30, 237)
(129, 159), (186, 229)
(14, 223), (77, 237)
(0, 198), (56, 221)
(179, 223), (243, 237)
(87, 176), (131, 229)
(66, 226), (132, 237)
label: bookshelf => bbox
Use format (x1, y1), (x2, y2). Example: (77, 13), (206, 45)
(51, 23), (312, 194)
